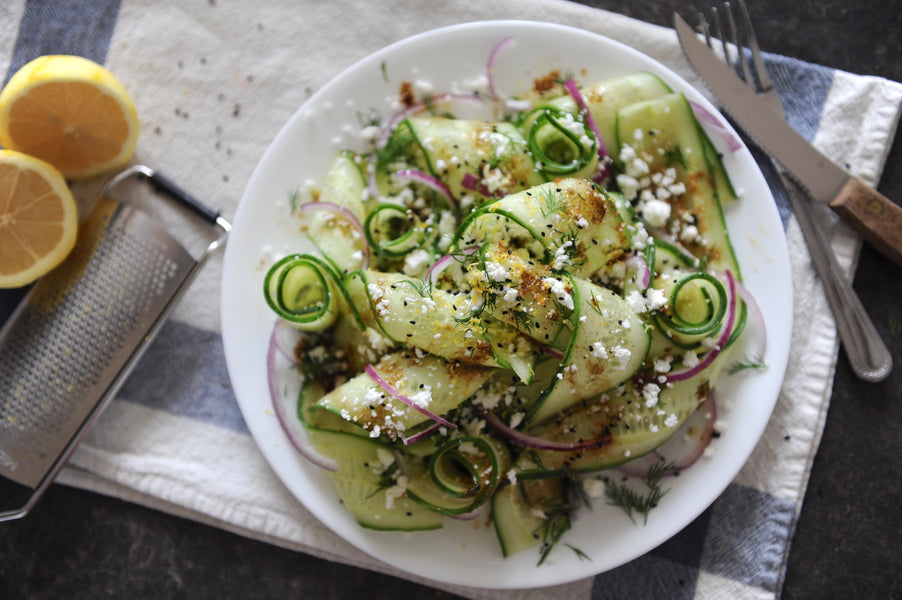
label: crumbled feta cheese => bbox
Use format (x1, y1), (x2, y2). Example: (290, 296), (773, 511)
(509, 412), (525, 429)
(591, 342), (608, 360)
(654, 356), (673, 373)
(612, 345), (632, 369)
(646, 287), (668, 311)
(542, 277), (574, 310)
(376, 448), (396, 468)
(409, 386), (433, 408)
(583, 478), (606, 499)
(642, 198), (671, 228)
(384, 475), (409, 509)
(642, 382), (661, 407)
(403, 248), (432, 276)
(530, 508), (548, 520)
(485, 261), (509, 282)
(553, 240), (574, 270)
(502, 286), (519, 303)
(682, 350), (700, 368)
(664, 413), (679, 428)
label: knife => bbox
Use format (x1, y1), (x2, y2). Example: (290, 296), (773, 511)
(675, 14), (902, 268)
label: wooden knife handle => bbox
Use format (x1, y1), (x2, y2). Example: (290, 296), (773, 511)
(829, 176), (902, 268)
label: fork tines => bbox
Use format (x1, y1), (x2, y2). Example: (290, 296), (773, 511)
(698, 0), (773, 95)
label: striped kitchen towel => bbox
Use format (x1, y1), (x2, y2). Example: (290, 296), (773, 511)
(2, 1), (900, 599)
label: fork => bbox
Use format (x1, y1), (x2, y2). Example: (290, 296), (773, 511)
(699, 0), (892, 382)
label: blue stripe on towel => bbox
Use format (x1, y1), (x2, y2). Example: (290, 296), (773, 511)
(699, 482), (795, 591)
(117, 320), (250, 435)
(593, 486), (711, 598)
(4, 0), (122, 85)
(759, 55), (835, 227)
(592, 481), (794, 598)
(593, 504), (712, 599)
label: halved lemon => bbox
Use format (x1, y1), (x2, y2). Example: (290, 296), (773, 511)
(0, 149), (78, 288)
(0, 55), (139, 179)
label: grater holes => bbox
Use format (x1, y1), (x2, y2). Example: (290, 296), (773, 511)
(0, 208), (189, 456)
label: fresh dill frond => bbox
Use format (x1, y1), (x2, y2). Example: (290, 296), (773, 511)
(663, 145), (687, 170)
(726, 353), (767, 375)
(537, 509), (572, 566)
(367, 459), (401, 498)
(604, 461), (676, 524)
(397, 277), (432, 299)
(509, 308), (534, 333)
(356, 107), (382, 129)
(535, 477), (593, 566)
(566, 544), (592, 561)
(540, 188), (566, 217)
(287, 187), (301, 214)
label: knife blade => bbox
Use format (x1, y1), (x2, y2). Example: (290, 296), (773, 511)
(675, 14), (902, 268)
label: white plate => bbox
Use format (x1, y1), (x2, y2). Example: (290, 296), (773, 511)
(221, 20), (792, 589)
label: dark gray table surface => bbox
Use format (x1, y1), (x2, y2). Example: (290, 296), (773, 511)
(2, 1), (900, 598)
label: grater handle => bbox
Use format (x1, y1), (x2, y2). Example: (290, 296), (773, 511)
(147, 170), (221, 225)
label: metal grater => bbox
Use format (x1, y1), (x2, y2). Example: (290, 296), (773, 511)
(0, 165), (230, 521)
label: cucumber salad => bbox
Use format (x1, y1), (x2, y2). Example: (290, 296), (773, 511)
(262, 38), (765, 563)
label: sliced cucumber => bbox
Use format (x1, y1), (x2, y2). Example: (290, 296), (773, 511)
(303, 152), (370, 272)
(492, 478), (564, 557)
(405, 435), (506, 516)
(615, 92), (741, 275)
(305, 428), (443, 531)
(378, 118), (546, 201)
(315, 351), (493, 440)
(543, 71), (673, 164)
(453, 178), (636, 276)
(342, 269), (537, 379)
(513, 348), (731, 478)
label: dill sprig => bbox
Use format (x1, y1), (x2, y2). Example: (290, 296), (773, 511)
(356, 107), (382, 129)
(287, 187), (301, 214)
(397, 276), (432, 299)
(536, 477), (591, 566)
(540, 188), (566, 217)
(726, 353), (767, 375)
(367, 458), (401, 499)
(603, 461), (676, 524)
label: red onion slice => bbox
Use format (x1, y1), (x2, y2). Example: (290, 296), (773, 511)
(448, 507), (484, 521)
(460, 172), (504, 199)
(423, 246), (476, 287)
(733, 276), (767, 358)
(400, 421), (443, 446)
(273, 318), (301, 364)
(627, 253), (651, 289)
(394, 168), (457, 210)
(669, 390), (718, 471)
(539, 345), (564, 360)
(267, 325), (338, 472)
(665, 269), (738, 383)
(563, 77), (611, 180)
(615, 391), (717, 477)
(690, 100), (742, 152)
(487, 36), (515, 100)
(364, 364), (456, 429)
(614, 451), (666, 478)
(299, 201), (370, 268)
(482, 411), (611, 452)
